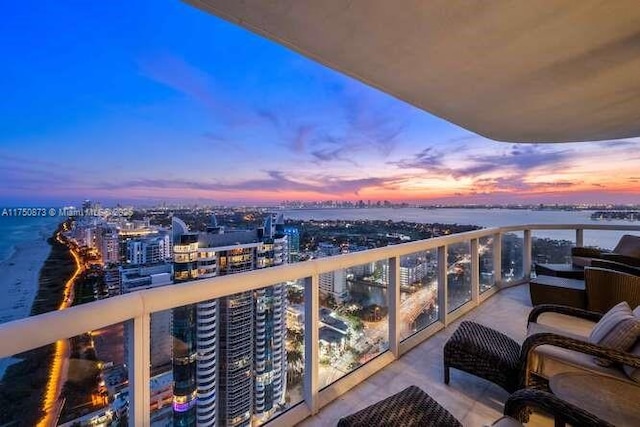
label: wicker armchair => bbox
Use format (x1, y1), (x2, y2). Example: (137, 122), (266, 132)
(520, 304), (640, 390)
(585, 266), (640, 312)
(503, 388), (614, 427)
(590, 258), (640, 276)
(572, 234), (640, 268)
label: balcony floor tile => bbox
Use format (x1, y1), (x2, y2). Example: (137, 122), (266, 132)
(298, 284), (553, 426)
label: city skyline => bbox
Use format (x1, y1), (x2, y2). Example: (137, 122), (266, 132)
(2, 2), (639, 207)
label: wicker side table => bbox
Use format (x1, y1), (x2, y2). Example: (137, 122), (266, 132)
(337, 385), (462, 427)
(444, 321), (521, 393)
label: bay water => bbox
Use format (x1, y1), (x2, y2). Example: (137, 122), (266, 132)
(282, 208), (639, 250)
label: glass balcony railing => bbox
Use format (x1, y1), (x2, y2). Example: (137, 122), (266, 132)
(0, 223), (639, 426)
(479, 235), (496, 293)
(501, 231), (525, 283)
(532, 231), (574, 265)
(399, 249), (438, 340)
(318, 259), (389, 389)
(447, 241), (472, 312)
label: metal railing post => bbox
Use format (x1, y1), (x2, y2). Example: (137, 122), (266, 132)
(523, 229), (532, 279)
(388, 256), (401, 357)
(470, 239), (479, 305)
(127, 313), (150, 426)
(493, 233), (502, 286)
(576, 228), (584, 248)
(304, 275), (319, 414)
(437, 245), (448, 325)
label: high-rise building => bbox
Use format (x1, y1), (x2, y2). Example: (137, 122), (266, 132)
(171, 213), (289, 427)
(172, 219), (200, 425)
(284, 226), (299, 263)
(103, 265), (121, 297)
(125, 233), (171, 265)
(319, 267), (348, 303)
(399, 257), (430, 287)
(98, 226), (120, 264)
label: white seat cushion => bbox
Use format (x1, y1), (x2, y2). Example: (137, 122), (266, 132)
(532, 312), (595, 339)
(527, 322), (633, 384)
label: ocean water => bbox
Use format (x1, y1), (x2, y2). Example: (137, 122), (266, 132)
(0, 216), (60, 378)
(282, 208), (640, 250)
(0, 216), (60, 263)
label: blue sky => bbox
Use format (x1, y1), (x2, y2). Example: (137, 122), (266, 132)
(1, 1), (638, 206)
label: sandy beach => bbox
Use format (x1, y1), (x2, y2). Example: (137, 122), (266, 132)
(0, 222), (58, 379)
(0, 239), (52, 377)
(0, 241), (52, 323)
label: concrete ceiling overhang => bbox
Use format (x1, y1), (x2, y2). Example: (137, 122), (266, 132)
(185, 0), (640, 143)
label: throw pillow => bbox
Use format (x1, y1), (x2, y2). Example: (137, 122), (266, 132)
(588, 301), (640, 366)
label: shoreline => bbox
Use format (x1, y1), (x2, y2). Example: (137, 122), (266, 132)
(30, 228), (77, 316)
(0, 240), (51, 324)
(0, 224), (78, 426)
(0, 238), (52, 380)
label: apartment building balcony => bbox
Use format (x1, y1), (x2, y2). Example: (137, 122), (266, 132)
(301, 282), (533, 426)
(1, 223), (639, 426)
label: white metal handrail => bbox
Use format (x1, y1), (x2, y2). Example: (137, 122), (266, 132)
(0, 222), (638, 425)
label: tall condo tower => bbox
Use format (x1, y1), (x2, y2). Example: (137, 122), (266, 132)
(172, 213), (288, 426)
(172, 218), (199, 426)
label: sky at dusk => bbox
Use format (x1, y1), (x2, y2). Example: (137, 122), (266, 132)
(1, 1), (639, 206)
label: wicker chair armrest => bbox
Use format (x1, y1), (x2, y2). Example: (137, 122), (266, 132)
(600, 253), (640, 267)
(527, 304), (602, 325)
(572, 246), (604, 258)
(504, 388), (614, 427)
(519, 333), (640, 387)
(589, 259), (640, 276)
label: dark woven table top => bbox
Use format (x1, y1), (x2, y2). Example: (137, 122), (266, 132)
(337, 385), (462, 427)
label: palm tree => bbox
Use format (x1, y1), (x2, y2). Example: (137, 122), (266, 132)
(286, 347), (304, 385)
(287, 327), (304, 348)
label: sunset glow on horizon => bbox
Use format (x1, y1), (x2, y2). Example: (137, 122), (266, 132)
(1, 1), (638, 206)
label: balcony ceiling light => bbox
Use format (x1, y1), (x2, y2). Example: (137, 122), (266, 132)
(186, 0), (640, 143)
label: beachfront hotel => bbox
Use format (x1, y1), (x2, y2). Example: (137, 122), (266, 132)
(172, 214), (289, 426)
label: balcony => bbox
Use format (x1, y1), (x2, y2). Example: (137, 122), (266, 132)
(0, 223), (638, 426)
(301, 282), (533, 426)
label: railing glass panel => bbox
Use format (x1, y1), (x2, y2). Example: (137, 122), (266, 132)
(318, 260), (389, 389)
(283, 279), (305, 412)
(0, 324), (128, 426)
(398, 250), (438, 340)
(502, 232), (524, 283)
(447, 241), (471, 312)
(531, 232), (573, 265)
(479, 236), (496, 293)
